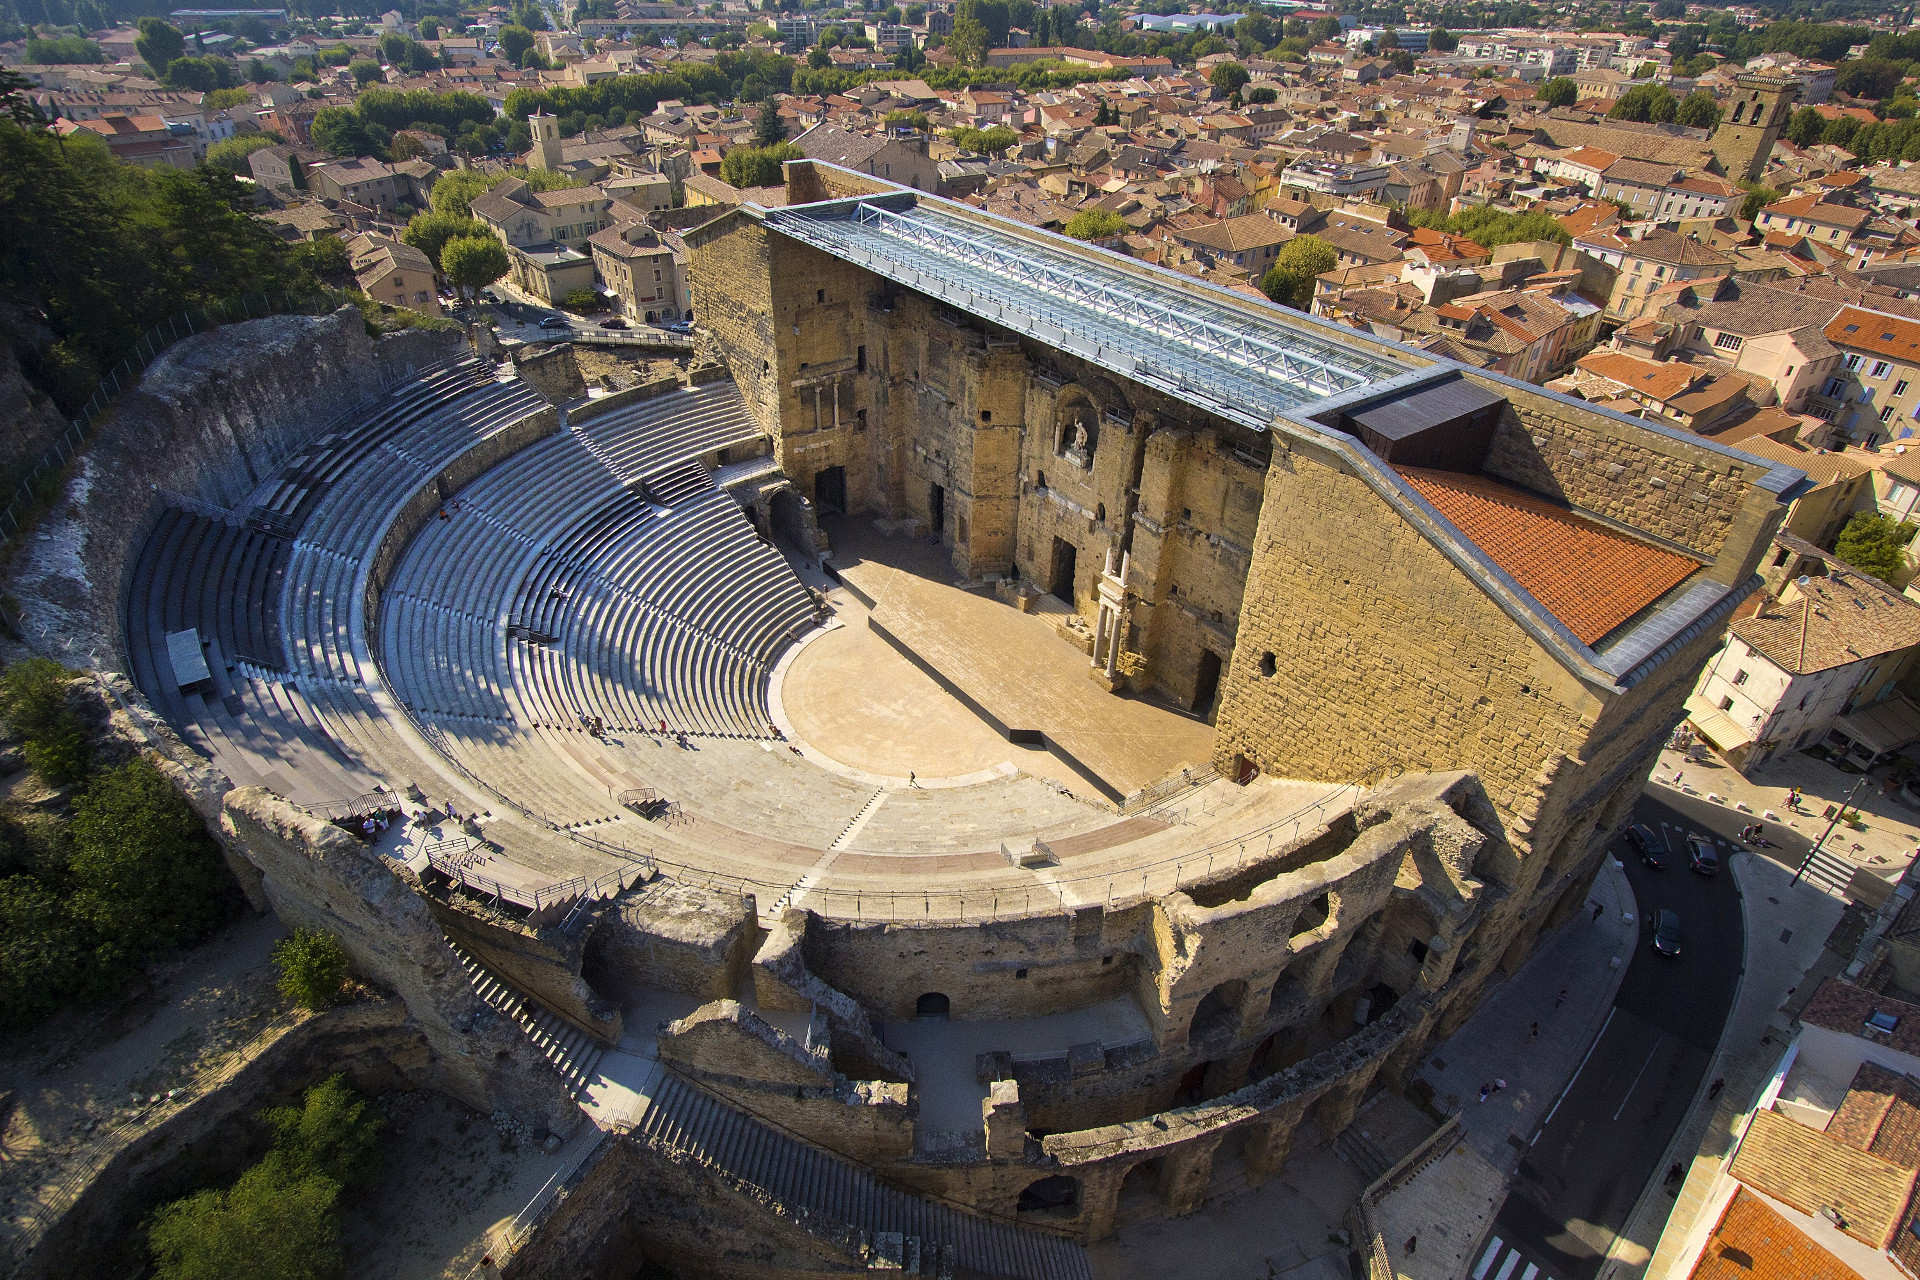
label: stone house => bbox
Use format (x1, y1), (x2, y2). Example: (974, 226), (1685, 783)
(791, 123), (938, 194)
(309, 157), (403, 211)
(470, 177), (615, 252)
(1689, 539), (1920, 772)
(348, 235), (443, 317)
(1657, 278), (1845, 416)
(587, 221), (688, 322)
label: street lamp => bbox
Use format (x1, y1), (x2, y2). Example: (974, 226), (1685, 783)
(1792, 771), (1871, 887)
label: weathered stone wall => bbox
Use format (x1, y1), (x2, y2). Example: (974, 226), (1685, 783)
(514, 343), (587, 404)
(221, 787), (581, 1134)
(1211, 442), (1595, 826)
(684, 214), (782, 440)
(583, 878), (758, 1002)
(0, 307), (459, 668)
(656, 1001), (913, 1164)
(424, 892), (623, 1045)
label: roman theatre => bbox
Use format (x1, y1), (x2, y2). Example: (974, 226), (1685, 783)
(12, 160), (1809, 1279)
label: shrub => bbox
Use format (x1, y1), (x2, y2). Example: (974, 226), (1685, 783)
(1259, 234), (1338, 309)
(273, 928), (350, 1009)
(1834, 510), (1913, 581)
(0, 658), (91, 785)
(67, 756), (232, 955)
(147, 1074), (384, 1280)
(1063, 208), (1126, 241)
(720, 141), (803, 189)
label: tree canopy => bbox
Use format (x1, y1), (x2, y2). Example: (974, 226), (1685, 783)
(1405, 205), (1570, 250)
(1063, 208), (1126, 241)
(1835, 512), (1913, 582)
(1260, 234), (1337, 310)
(440, 235), (509, 298)
(1536, 78), (1577, 108)
(720, 140), (803, 189)
(1608, 83), (1678, 124)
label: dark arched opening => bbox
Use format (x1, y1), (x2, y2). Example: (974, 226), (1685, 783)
(1017, 1174), (1080, 1215)
(915, 992), (950, 1019)
(1187, 979), (1247, 1047)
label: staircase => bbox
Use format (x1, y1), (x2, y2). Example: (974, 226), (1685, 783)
(1335, 1125), (1397, 1183)
(1796, 844), (1856, 895)
(630, 1071), (1092, 1280)
(452, 945), (607, 1096)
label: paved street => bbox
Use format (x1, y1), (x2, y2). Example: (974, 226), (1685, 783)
(1486, 794), (1745, 1280)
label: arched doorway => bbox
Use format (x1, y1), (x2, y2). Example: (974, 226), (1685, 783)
(915, 992), (950, 1019)
(1016, 1174), (1080, 1215)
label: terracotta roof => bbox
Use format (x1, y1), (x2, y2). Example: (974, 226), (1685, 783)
(1729, 1108), (1917, 1249)
(1829, 1062), (1920, 1166)
(1561, 145), (1619, 169)
(1395, 467), (1701, 645)
(1732, 436), (1870, 485)
(1576, 351), (1701, 402)
(1802, 981), (1920, 1057)
(1689, 1188), (1866, 1280)
(1763, 192), (1872, 230)
(1825, 306), (1920, 363)
(1731, 549), (1920, 674)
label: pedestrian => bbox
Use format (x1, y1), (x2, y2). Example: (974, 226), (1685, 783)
(1403, 1236), (1417, 1256)
(1708, 1077), (1725, 1100)
(1493, 1078), (1507, 1097)
(1530, 1021), (1540, 1040)
(1478, 1083), (1492, 1104)
(1674, 771), (1684, 787)
(1555, 987), (1568, 1009)
(1664, 1162), (1683, 1186)
(1592, 902), (1605, 923)
(659, 719), (667, 736)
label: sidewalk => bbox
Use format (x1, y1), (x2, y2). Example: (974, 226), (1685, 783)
(1619, 851), (1845, 1280)
(1653, 745), (1920, 885)
(1369, 857), (1639, 1280)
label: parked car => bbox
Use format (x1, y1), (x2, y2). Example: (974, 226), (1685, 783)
(665, 319), (694, 334)
(1651, 908), (1682, 957)
(1687, 835), (1719, 877)
(601, 318), (629, 329)
(538, 316), (571, 330)
(1625, 823), (1665, 868)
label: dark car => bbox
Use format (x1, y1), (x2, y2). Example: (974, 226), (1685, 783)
(1687, 835), (1719, 877)
(1652, 908), (1682, 957)
(538, 315), (571, 330)
(1625, 823), (1665, 868)
(601, 318), (629, 329)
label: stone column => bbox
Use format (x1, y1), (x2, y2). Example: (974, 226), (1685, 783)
(1079, 1162), (1128, 1241)
(1312, 1064), (1380, 1141)
(1156, 1136), (1222, 1216)
(1239, 1100), (1310, 1187)
(983, 1079), (1026, 1161)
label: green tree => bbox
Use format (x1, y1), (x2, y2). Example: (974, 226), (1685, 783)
(1739, 184), (1781, 220)
(440, 234), (509, 299)
(204, 86), (254, 109)
(498, 23), (535, 65)
(430, 168), (501, 217)
(1835, 511), (1911, 581)
(135, 17), (185, 76)
(753, 95), (786, 147)
(272, 928), (351, 1009)
(949, 124), (1018, 153)
(1674, 91), (1720, 130)
(1822, 115), (1861, 149)
(349, 58), (383, 86)
(25, 36), (105, 63)
(1836, 58), (1906, 101)
(148, 1163), (342, 1280)
(1405, 205), (1570, 249)
(164, 56), (235, 92)
(289, 236), (348, 277)
(1063, 207), (1125, 240)
(0, 658), (90, 785)
(204, 133), (280, 174)
(1259, 234), (1337, 309)
(1428, 27), (1457, 52)
(1609, 83), (1677, 124)
(1246, 84), (1276, 105)
(947, 15), (990, 65)
(68, 757), (230, 955)
(1208, 61), (1249, 97)
(720, 140), (802, 188)
(1787, 104), (1825, 148)
(260, 1075), (385, 1187)
(403, 212), (490, 272)
(419, 16), (440, 40)
(310, 105), (388, 157)
(1537, 77), (1577, 108)
(0, 876), (85, 1028)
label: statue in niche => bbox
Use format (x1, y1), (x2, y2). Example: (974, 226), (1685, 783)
(1059, 400), (1098, 469)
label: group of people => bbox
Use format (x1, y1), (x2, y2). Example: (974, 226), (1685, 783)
(1738, 823), (1767, 845)
(329, 806), (403, 843)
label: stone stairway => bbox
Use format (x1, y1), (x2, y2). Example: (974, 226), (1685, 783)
(1334, 1124), (1397, 1183)
(629, 1070), (1092, 1280)
(452, 945), (607, 1096)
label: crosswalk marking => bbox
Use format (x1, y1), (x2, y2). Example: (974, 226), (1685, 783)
(1475, 1237), (1558, 1280)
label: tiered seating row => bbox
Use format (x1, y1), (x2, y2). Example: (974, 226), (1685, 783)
(574, 381), (767, 485)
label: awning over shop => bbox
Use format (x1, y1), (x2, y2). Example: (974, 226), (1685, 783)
(1829, 695), (1920, 757)
(1685, 693), (1755, 752)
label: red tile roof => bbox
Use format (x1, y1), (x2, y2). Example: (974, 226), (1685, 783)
(1396, 467), (1701, 645)
(1689, 1188), (1865, 1280)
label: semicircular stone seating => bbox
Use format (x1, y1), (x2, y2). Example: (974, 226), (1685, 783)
(377, 382), (818, 828)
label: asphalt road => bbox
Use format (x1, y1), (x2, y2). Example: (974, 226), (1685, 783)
(1486, 791), (1747, 1280)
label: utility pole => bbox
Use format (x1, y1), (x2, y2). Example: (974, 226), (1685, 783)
(1792, 772), (1870, 887)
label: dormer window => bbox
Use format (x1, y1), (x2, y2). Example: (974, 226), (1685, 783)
(1869, 1009), (1901, 1034)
